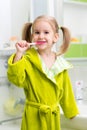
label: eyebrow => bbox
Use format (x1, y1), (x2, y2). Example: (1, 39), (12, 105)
(34, 29), (50, 31)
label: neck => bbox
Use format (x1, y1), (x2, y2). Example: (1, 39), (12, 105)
(38, 49), (53, 57)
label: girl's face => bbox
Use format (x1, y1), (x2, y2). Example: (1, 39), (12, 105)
(32, 20), (59, 51)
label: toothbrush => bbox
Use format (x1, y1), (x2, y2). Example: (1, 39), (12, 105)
(29, 41), (46, 45)
(18, 41), (46, 48)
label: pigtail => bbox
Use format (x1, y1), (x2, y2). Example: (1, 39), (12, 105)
(56, 26), (71, 56)
(22, 23), (32, 43)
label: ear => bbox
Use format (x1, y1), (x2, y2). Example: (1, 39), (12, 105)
(53, 33), (59, 43)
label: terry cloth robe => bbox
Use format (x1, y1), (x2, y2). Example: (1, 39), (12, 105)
(7, 48), (79, 130)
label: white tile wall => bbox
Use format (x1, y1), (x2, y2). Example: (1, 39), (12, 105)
(64, 2), (87, 38)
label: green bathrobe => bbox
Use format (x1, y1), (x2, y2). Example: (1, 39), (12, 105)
(7, 48), (79, 130)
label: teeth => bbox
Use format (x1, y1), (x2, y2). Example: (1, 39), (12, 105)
(37, 40), (46, 42)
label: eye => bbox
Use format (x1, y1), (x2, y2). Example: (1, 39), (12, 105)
(44, 31), (49, 34)
(34, 31), (40, 34)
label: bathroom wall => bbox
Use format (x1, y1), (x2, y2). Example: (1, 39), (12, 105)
(10, 0), (29, 38)
(0, 0), (29, 48)
(63, 1), (87, 101)
(63, 1), (87, 39)
(0, 0), (11, 48)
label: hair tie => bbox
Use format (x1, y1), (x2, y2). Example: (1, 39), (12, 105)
(59, 26), (61, 29)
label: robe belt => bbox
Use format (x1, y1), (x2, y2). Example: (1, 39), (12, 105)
(26, 100), (60, 130)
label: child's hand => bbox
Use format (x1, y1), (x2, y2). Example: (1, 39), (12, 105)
(15, 40), (30, 53)
(13, 40), (31, 63)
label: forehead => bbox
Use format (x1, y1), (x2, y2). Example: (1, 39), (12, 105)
(33, 19), (54, 30)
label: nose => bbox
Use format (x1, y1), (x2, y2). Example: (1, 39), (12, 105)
(38, 32), (44, 39)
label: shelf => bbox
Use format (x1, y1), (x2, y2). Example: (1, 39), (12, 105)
(64, 43), (87, 58)
(64, 0), (87, 6)
(0, 47), (16, 57)
(65, 58), (87, 66)
(64, 43), (87, 65)
(66, 57), (87, 61)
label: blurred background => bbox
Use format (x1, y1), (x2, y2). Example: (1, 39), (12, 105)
(0, 0), (87, 130)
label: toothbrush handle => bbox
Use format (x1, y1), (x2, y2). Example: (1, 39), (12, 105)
(29, 43), (36, 45)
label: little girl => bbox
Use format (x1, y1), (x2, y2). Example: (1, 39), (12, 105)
(7, 15), (79, 130)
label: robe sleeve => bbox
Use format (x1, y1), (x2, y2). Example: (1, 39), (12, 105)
(60, 70), (79, 118)
(7, 54), (28, 88)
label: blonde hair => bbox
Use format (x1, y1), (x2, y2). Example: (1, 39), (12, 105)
(22, 15), (71, 56)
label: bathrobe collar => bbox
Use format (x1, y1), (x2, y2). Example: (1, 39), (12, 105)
(25, 48), (73, 75)
(25, 48), (43, 71)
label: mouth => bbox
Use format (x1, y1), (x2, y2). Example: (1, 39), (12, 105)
(36, 41), (46, 45)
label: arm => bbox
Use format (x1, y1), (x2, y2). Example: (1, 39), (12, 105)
(7, 40), (31, 87)
(7, 54), (27, 87)
(60, 70), (79, 119)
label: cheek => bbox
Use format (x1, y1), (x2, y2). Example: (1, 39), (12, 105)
(49, 35), (55, 42)
(32, 35), (38, 41)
